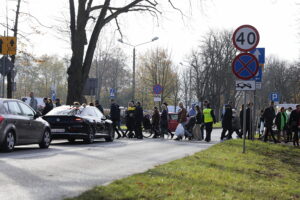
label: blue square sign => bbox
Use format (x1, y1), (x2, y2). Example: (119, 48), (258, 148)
(250, 48), (265, 64)
(270, 92), (280, 102)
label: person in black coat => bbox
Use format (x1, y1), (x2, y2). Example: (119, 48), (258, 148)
(221, 102), (233, 140)
(110, 99), (122, 139)
(124, 102), (136, 138)
(134, 102), (144, 139)
(289, 105), (300, 146)
(42, 98), (53, 115)
(262, 101), (278, 143)
(95, 100), (104, 114)
(160, 104), (168, 138)
(239, 104), (251, 139)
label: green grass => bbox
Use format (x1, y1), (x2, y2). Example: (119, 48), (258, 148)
(67, 140), (300, 200)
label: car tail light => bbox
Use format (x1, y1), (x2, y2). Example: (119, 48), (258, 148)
(74, 118), (83, 122)
(0, 116), (4, 124)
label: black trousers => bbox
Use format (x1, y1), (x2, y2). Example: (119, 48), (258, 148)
(205, 122), (213, 142)
(221, 128), (233, 140)
(135, 122), (143, 139)
(264, 124), (277, 143)
(293, 127), (299, 146)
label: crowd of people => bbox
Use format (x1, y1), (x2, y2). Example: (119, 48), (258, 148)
(25, 92), (300, 146)
(221, 101), (300, 147)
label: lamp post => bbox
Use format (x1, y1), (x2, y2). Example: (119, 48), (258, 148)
(118, 37), (159, 101)
(180, 62), (192, 108)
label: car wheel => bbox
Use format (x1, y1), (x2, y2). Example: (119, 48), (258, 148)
(39, 129), (51, 149)
(1, 130), (15, 152)
(105, 124), (114, 142)
(68, 138), (76, 143)
(84, 126), (95, 144)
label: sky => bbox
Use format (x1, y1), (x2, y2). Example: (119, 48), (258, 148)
(1, 0), (300, 66)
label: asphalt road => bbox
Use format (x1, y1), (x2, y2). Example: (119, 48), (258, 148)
(0, 129), (222, 200)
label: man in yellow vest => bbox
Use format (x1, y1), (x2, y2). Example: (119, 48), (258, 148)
(203, 103), (216, 142)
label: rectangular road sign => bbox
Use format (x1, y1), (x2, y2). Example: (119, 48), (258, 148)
(251, 64), (263, 82)
(0, 37), (17, 55)
(235, 80), (256, 91)
(270, 92), (280, 102)
(250, 48), (265, 64)
(154, 94), (161, 102)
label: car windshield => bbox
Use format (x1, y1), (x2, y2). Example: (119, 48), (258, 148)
(46, 106), (82, 116)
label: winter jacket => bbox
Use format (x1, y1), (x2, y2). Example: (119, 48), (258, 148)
(275, 112), (287, 131)
(262, 106), (276, 126)
(178, 108), (187, 123)
(222, 105), (233, 129)
(110, 103), (120, 122)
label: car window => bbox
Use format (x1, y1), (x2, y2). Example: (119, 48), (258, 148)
(81, 107), (96, 117)
(46, 106), (81, 116)
(169, 114), (178, 120)
(93, 107), (104, 119)
(18, 102), (35, 116)
(7, 101), (22, 115)
(2, 102), (9, 114)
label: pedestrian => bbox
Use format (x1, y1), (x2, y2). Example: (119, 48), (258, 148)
(192, 105), (203, 140)
(110, 99), (122, 139)
(239, 104), (251, 139)
(152, 106), (160, 138)
(258, 109), (265, 138)
(289, 105), (300, 147)
(29, 92), (38, 111)
(89, 102), (94, 106)
(262, 101), (278, 143)
(188, 103), (197, 117)
(134, 102), (144, 139)
(42, 98), (53, 115)
(275, 107), (288, 143)
(203, 103), (216, 142)
(124, 102), (136, 138)
(221, 102), (233, 140)
(285, 107), (293, 142)
(232, 109), (242, 138)
(160, 104), (168, 138)
(175, 102), (187, 140)
(163, 102), (174, 139)
(95, 100), (104, 114)
(55, 98), (61, 107)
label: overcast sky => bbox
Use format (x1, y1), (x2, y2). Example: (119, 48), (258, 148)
(1, 0), (300, 66)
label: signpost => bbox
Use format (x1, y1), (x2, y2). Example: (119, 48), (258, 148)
(110, 88), (115, 98)
(0, 37), (17, 55)
(153, 84), (162, 102)
(232, 25), (260, 52)
(270, 92), (280, 102)
(232, 53), (259, 80)
(232, 24), (260, 153)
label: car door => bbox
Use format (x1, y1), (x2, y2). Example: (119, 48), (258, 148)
(18, 101), (42, 142)
(6, 101), (30, 144)
(93, 107), (106, 134)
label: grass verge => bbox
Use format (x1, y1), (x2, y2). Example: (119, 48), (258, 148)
(66, 140), (300, 200)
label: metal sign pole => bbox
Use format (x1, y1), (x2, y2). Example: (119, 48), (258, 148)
(2, 31), (6, 98)
(243, 91), (247, 153)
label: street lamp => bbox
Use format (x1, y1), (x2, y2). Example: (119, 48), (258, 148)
(118, 36), (159, 101)
(180, 62), (192, 108)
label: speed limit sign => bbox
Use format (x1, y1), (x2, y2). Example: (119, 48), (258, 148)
(233, 25), (259, 52)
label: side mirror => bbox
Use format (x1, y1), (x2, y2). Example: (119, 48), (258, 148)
(34, 111), (42, 119)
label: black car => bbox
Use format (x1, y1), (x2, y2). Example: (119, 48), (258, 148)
(43, 105), (114, 143)
(0, 99), (51, 152)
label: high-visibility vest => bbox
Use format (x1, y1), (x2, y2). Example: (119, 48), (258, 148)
(203, 108), (213, 123)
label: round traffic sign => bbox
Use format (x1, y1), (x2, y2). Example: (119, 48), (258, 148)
(232, 53), (259, 80)
(153, 84), (163, 94)
(232, 25), (260, 52)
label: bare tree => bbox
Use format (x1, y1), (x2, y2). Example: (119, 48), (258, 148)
(66, 0), (186, 104)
